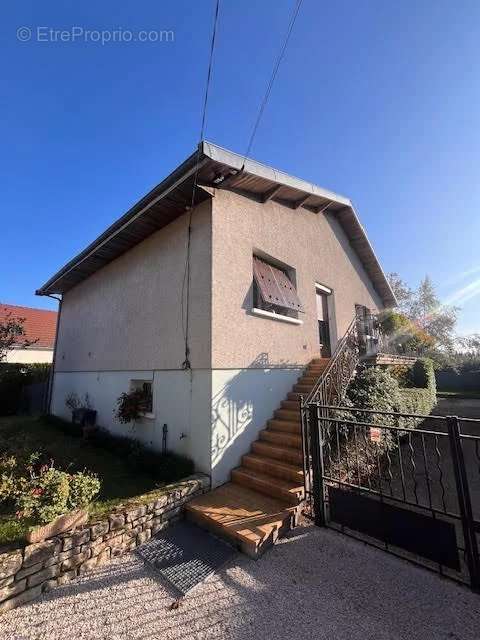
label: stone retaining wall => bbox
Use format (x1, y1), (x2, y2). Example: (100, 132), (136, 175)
(0, 473), (209, 614)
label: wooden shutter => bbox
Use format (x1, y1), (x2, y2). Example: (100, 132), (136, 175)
(253, 256), (304, 313)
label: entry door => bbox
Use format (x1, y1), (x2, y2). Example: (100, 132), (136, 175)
(316, 290), (331, 357)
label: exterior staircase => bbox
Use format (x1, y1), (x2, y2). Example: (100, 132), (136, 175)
(185, 357), (330, 558)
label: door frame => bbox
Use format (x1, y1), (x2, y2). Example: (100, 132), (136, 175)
(315, 283), (336, 356)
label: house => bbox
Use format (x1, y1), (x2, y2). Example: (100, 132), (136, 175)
(0, 304), (57, 364)
(37, 141), (395, 554)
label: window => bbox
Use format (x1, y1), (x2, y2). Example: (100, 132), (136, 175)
(130, 379), (153, 416)
(252, 255), (304, 321)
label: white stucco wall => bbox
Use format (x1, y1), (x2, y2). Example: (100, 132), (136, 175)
(5, 348), (53, 364)
(51, 369), (212, 475)
(210, 367), (303, 487)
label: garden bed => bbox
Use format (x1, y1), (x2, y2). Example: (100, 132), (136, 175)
(0, 415), (194, 545)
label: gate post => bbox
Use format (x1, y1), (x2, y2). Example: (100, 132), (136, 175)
(447, 415), (480, 590)
(308, 404), (326, 527)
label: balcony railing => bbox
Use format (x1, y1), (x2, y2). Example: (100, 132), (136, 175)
(358, 314), (423, 360)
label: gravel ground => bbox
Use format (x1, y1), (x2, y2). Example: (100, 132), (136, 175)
(2, 525), (479, 640)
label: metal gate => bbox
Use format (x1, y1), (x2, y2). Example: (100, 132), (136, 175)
(301, 404), (480, 589)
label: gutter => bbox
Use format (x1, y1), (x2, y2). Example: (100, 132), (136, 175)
(36, 293), (62, 414)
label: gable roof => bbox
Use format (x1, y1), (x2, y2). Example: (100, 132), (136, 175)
(0, 304), (57, 349)
(37, 141), (396, 307)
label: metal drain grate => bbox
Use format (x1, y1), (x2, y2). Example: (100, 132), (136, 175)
(136, 520), (237, 595)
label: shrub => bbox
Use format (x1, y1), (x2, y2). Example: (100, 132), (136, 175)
(14, 464), (100, 525)
(68, 471), (101, 510)
(377, 310), (435, 353)
(398, 388), (436, 417)
(347, 365), (401, 415)
(381, 364), (413, 388)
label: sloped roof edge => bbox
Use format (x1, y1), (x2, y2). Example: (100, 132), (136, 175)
(37, 140), (396, 307)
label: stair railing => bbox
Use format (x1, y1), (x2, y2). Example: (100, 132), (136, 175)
(300, 314), (362, 513)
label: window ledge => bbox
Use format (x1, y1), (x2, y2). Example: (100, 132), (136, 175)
(251, 307), (303, 325)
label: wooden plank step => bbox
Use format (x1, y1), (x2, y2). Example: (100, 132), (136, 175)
(299, 375), (321, 384)
(232, 468), (304, 505)
(252, 441), (303, 465)
(293, 383), (314, 393)
(267, 419), (301, 434)
(273, 409), (300, 422)
(287, 392), (304, 402)
(281, 400), (300, 411)
(185, 482), (297, 558)
(242, 453), (304, 483)
(310, 357), (330, 365)
(259, 429), (302, 450)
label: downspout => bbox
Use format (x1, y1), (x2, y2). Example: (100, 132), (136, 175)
(35, 291), (62, 414)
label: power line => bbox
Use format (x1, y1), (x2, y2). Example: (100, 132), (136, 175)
(181, 0), (221, 370)
(242, 0), (304, 165)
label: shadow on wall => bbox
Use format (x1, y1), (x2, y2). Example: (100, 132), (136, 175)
(211, 353), (303, 485)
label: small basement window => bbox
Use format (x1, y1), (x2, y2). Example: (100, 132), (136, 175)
(130, 379), (154, 417)
(252, 255), (304, 321)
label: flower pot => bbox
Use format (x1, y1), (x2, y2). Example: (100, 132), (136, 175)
(26, 509), (89, 544)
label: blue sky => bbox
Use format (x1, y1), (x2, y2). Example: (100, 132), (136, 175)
(2, 1), (479, 334)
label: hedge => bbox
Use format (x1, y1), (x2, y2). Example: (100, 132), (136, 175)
(399, 358), (436, 416)
(0, 364), (51, 416)
(347, 358), (437, 420)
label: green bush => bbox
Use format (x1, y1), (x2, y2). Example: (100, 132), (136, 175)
(14, 465), (100, 525)
(347, 365), (401, 415)
(382, 364), (413, 388)
(398, 388), (436, 417)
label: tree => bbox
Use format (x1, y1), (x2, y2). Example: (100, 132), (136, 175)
(386, 272), (413, 315)
(386, 274), (458, 352)
(0, 309), (36, 362)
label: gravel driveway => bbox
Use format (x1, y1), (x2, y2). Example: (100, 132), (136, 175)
(2, 524), (479, 640)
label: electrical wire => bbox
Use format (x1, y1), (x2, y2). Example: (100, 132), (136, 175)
(242, 0), (304, 165)
(181, 0), (221, 370)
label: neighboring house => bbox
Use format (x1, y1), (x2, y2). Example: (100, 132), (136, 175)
(37, 141), (395, 489)
(0, 304), (57, 364)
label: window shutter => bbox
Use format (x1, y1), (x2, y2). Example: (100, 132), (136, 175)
(253, 257), (304, 313)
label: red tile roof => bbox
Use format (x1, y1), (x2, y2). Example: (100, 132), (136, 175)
(0, 304), (57, 349)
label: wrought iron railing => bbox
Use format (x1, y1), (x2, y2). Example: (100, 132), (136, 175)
(303, 315), (361, 407)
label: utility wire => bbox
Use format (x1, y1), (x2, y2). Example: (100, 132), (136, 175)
(242, 0), (304, 165)
(181, 0), (221, 370)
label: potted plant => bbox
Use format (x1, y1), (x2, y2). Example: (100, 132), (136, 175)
(66, 392), (97, 436)
(114, 387), (151, 424)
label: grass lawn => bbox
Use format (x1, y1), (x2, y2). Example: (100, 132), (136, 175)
(0, 416), (183, 545)
(437, 390), (480, 400)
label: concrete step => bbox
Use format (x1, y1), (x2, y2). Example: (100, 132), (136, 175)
(273, 409), (300, 423)
(185, 482), (297, 559)
(252, 441), (303, 465)
(242, 453), (304, 483)
(259, 429), (302, 450)
(267, 419), (301, 434)
(232, 468), (304, 505)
